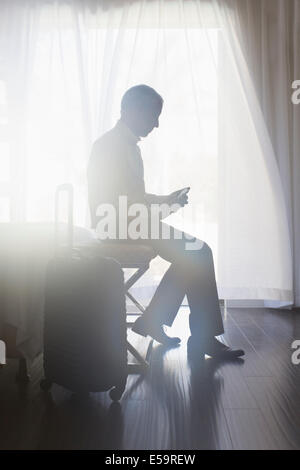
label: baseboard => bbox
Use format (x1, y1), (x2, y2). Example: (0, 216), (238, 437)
(224, 299), (293, 309)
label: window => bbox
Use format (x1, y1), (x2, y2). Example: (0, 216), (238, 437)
(24, 27), (219, 253)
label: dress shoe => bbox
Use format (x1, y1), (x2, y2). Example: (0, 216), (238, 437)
(132, 316), (181, 346)
(205, 338), (245, 359)
(188, 336), (245, 360)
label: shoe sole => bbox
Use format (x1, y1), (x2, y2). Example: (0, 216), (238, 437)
(209, 350), (245, 360)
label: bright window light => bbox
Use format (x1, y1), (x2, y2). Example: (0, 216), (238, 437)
(0, 142), (10, 182)
(24, 27), (219, 259)
(0, 197), (9, 222)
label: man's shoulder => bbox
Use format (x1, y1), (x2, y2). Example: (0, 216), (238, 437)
(91, 127), (119, 154)
(88, 128), (123, 174)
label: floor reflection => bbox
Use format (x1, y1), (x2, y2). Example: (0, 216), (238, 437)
(135, 339), (245, 450)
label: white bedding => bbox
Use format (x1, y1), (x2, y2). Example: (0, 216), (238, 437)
(0, 223), (97, 361)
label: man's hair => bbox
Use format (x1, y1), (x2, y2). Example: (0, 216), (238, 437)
(121, 84), (163, 112)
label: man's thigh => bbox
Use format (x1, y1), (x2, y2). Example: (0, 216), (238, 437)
(146, 223), (206, 265)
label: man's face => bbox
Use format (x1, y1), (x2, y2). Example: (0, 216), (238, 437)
(138, 103), (162, 137)
(126, 100), (163, 138)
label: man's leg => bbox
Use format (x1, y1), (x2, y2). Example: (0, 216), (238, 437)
(142, 261), (186, 328)
(132, 259), (185, 345)
(133, 223), (244, 358)
(185, 243), (224, 338)
(144, 225), (224, 338)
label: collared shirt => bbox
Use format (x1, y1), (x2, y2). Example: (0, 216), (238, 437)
(87, 120), (147, 228)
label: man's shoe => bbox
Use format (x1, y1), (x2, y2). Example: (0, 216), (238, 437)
(188, 336), (244, 360)
(132, 316), (181, 346)
(204, 337), (245, 360)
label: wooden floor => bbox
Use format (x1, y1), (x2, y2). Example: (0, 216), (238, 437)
(1, 306), (300, 450)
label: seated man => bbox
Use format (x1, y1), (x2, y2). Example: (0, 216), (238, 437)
(87, 84), (244, 360)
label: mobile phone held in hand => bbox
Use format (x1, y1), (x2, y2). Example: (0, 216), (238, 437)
(177, 187), (190, 199)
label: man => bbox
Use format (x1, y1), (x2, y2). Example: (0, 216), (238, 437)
(88, 84), (244, 360)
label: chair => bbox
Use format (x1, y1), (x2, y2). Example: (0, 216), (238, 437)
(97, 243), (157, 374)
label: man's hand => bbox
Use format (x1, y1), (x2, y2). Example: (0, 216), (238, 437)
(168, 187), (190, 207)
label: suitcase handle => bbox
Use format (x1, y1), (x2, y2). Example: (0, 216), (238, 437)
(55, 184), (74, 253)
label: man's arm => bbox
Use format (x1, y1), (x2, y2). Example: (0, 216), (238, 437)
(144, 190), (189, 220)
(145, 193), (171, 205)
(145, 189), (189, 207)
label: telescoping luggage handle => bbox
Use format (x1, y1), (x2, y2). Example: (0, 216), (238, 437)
(54, 184), (74, 254)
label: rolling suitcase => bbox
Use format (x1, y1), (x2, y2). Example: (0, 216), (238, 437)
(40, 184), (127, 401)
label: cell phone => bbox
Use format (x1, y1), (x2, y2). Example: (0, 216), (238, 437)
(177, 187), (190, 199)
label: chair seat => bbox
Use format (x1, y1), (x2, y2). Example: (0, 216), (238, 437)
(97, 242), (156, 267)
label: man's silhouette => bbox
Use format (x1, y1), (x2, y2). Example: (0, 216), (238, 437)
(88, 85), (244, 359)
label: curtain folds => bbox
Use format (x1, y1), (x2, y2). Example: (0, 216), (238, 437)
(0, 0), (297, 306)
(220, 0), (299, 306)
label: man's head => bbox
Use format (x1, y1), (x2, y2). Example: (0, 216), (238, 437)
(121, 85), (163, 138)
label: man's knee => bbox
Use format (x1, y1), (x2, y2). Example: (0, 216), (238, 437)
(188, 240), (211, 255)
(202, 242), (212, 256)
(183, 241), (212, 267)
(195, 243), (213, 266)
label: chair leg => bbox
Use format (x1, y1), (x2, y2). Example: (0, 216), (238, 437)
(126, 291), (145, 314)
(125, 265), (149, 290)
(124, 264), (151, 374)
(125, 266), (147, 322)
(127, 340), (149, 374)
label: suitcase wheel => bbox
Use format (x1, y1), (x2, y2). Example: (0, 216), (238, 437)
(109, 386), (123, 402)
(40, 378), (52, 391)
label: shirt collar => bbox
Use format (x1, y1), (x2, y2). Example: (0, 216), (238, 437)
(115, 119), (140, 144)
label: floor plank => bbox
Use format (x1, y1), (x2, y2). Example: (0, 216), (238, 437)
(0, 307), (300, 450)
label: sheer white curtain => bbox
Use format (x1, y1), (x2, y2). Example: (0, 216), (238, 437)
(212, 0), (294, 306)
(218, 0), (300, 307)
(0, 0), (294, 307)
